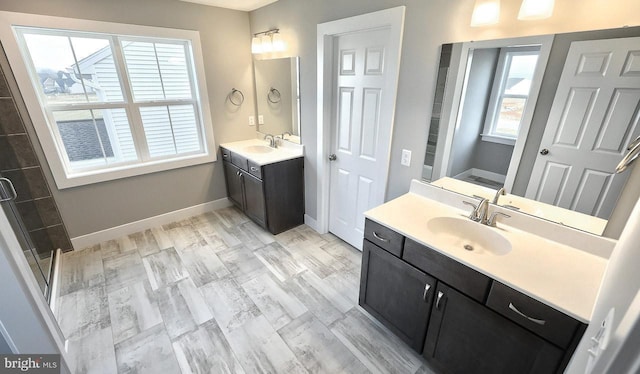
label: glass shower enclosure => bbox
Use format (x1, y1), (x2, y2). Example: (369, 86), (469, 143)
(0, 175), (54, 303)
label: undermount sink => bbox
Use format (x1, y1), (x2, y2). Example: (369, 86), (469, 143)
(243, 145), (274, 154)
(426, 217), (512, 256)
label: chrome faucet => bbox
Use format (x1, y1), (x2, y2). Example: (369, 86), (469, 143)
(493, 187), (506, 204)
(264, 134), (277, 148)
(282, 131), (292, 139)
(463, 197), (490, 224)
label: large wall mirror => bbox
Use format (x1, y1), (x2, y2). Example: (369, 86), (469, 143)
(254, 57), (301, 143)
(423, 26), (640, 238)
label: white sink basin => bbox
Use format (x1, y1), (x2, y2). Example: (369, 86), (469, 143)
(243, 145), (274, 154)
(426, 217), (512, 256)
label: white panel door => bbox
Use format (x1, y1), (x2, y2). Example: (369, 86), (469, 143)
(526, 37), (640, 218)
(328, 28), (394, 249)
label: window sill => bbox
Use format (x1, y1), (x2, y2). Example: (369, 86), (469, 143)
(54, 152), (217, 189)
(480, 133), (516, 146)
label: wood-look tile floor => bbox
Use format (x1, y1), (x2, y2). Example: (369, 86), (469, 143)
(55, 207), (437, 374)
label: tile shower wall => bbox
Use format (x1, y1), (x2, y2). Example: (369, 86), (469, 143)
(0, 44), (72, 255)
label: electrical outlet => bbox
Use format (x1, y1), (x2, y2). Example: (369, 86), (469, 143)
(258, 115), (264, 125)
(401, 149), (412, 166)
(248, 116), (255, 126)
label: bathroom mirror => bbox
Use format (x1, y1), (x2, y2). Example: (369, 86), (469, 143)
(423, 26), (640, 237)
(254, 57), (301, 143)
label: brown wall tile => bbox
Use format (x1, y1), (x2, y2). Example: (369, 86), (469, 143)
(1, 167), (50, 202)
(0, 134), (39, 170)
(0, 98), (25, 135)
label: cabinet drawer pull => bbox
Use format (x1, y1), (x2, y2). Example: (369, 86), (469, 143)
(250, 166), (259, 172)
(423, 283), (432, 302)
(223, 153), (230, 158)
(372, 231), (390, 243)
(436, 291), (445, 310)
(508, 303), (546, 326)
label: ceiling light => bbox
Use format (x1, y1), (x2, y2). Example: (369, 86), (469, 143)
(471, 0), (501, 27)
(518, 0), (555, 20)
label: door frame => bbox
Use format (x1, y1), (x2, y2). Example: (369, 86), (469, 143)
(315, 6), (405, 234)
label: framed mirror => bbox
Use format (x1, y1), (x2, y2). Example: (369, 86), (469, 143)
(253, 57), (301, 143)
(423, 26), (640, 237)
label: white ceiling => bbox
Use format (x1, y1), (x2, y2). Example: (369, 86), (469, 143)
(178, 0), (278, 12)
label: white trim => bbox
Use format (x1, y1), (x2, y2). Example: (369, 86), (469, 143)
(70, 197), (232, 249)
(0, 11), (216, 189)
(437, 35), (553, 192)
(316, 6), (405, 234)
(304, 214), (320, 232)
(480, 133), (516, 146)
(0, 321), (18, 353)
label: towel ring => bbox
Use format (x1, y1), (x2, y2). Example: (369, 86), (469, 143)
(267, 87), (281, 104)
(228, 88), (244, 106)
(616, 139), (640, 173)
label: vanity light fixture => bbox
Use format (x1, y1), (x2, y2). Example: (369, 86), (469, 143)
(518, 0), (555, 20)
(470, 0), (500, 27)
(251, 29), (286, 54)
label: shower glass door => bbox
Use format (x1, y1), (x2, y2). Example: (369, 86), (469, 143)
(0, 176), (52, 301)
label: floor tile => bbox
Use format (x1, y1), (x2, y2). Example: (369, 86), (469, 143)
(103, 251), (147, 293)
(172, 319), (245, 374)
(107, 281), (162, 344)
(156, 277), (213, 339)
(175, 241), (230, 287)
(101, 236), (136, 260)
(241, 272), (307, 330)
(225, 315), (307, 374)
(217, 245), (268, 284)
(254, 242), (306, 282)
(57, 285), (110, 340)
(115, 324), (180, 374)
(285, 272), (345, 326)
(142, 247), (188, 290)
(59, 244), (104, 296)
(330, 308), (424, 374)
(67, 327), (117, 374)
(279, 312), (369, 374)
(130, 229), (161, 257)
(199, 277), (260, 334)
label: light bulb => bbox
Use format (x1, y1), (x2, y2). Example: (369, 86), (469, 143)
(470, 0), (500, 27)
(518, 0), (555, 20)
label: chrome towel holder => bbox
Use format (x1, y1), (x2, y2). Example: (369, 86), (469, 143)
(267, 87), (281, 103)
(228, 88), (244, 106)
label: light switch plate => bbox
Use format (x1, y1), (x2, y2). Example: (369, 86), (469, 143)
(258, 115), (264, 125)
(401, 149), (412, 166)
(249, 116), (255, 126)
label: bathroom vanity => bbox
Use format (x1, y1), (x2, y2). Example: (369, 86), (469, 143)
(220, 139), (304, 234)
(360, 180), (614, 374)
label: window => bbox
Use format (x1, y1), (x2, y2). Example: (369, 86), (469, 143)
(482, 46), (540, 145)
(0, 13), (215, 188)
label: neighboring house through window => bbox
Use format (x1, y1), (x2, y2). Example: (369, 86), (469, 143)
(481, 46), (541, 145)
(0, 12), (215, 188)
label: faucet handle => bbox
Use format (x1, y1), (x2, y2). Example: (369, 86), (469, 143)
(463, 201), (480, 221)
(487, 212), (511, 227)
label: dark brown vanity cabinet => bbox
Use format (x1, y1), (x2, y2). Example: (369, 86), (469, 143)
(221, 147), (304, 234)
(359, 218), (585, 374)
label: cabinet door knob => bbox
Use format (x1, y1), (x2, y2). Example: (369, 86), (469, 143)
(423, 283), (432, 302)
(436, 291), (445, 310)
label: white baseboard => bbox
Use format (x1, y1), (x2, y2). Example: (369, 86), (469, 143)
(304, 214), (322, 233)
(71, 198), (232, 249)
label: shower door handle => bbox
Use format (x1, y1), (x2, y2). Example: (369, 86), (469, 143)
(0, 178), (18, 202)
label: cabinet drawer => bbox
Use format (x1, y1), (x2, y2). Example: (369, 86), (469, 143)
(364, 219), (404, 257)
(231, 152), (248, 171)
(486, 281), (581, 349)
(402, 238), (490, 303)
(248, 160), (262, 179)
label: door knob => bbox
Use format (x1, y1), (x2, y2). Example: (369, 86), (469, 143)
(328, 154), (337, 161)
(540, 148), (549, 155)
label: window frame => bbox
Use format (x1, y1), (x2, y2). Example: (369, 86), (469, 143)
(481, 46), (541, 146)
(0, 11), (216, 189)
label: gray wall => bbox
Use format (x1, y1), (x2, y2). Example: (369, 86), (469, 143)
(0, 331), (11, 353)
(449, 48), (498, 177)
(474, 141), (513, 176)
(250, 0), (640, 222)
(0, 0), (257, 238)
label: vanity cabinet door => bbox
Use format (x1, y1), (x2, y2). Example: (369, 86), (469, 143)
(360, 240), (435, 352)
(223, 161), (244, 210)
(242, 171), (266, 228)
(424, 283), (564, 374)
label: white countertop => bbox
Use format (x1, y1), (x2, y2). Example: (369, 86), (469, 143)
(365, 191), (608, 323)
(220, 138), (303, 166)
